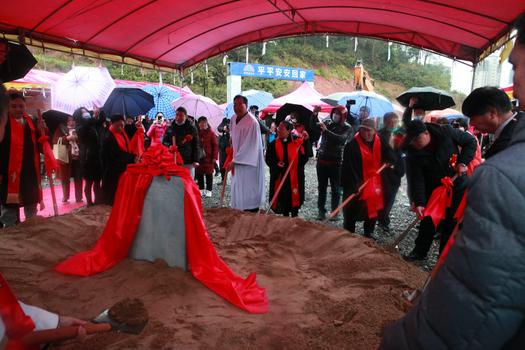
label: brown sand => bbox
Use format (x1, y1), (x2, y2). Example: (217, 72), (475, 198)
(0, 206), (426, 349)
(108, 298), (149, 327)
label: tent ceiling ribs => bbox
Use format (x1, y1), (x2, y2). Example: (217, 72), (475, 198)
(122, 0), (242, 55)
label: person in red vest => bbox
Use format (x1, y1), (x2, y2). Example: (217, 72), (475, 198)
(265, 120), (310, 217)
(341, 118), (396, 237)
(0, 92), (44, 227)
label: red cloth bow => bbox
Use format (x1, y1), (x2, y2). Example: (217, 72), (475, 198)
(424, 176), (454, 228)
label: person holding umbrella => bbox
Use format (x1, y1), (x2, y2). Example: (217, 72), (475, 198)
(265, 120), (310, 217)
(341, 118), (395, 237)
(402, 97), (426, 122)
(0, 92), (45, 226)
(75, 107), (106, 206)
(309, 106), (353, 220)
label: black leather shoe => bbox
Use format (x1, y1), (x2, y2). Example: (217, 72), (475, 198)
(403, 250), (426, 262)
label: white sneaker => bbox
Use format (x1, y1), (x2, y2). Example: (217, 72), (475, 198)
(200, 190), (206, 196)
(205, 190), (212, 197)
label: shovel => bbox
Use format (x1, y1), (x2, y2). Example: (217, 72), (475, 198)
(21, 308), (147, 347)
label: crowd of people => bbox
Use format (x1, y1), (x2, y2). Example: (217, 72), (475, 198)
(1, 13), (525, 348)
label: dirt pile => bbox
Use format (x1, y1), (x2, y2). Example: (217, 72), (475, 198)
(0, 206), (426, 349)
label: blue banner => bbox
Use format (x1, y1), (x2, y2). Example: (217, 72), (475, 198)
(228, 62), (314, 82)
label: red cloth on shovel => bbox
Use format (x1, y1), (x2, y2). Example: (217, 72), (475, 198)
(55, 145), (268, 314)
(423, 176), (454, 228)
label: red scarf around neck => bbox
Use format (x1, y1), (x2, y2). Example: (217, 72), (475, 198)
(273, 138), (302, 210)
(109, 124), (145, 157)
(355, 133), (384, 219)
(7, 114), (41, 205)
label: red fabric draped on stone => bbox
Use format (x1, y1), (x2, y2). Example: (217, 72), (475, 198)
(0, 273), (37, 350)
(355, 133), (384, 219)
(273, 138), (302, 210)
(55, 145), (268, 314)
(6, 115), (42, 204)
(424, 176), (454, 228)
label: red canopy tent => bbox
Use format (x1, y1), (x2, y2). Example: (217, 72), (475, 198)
(263, 81), (333, 113)
(0, 1), (523, 71)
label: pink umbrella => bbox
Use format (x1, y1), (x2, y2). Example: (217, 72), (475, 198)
(51, 66), (116, 114)
(171, 94), (224, 132)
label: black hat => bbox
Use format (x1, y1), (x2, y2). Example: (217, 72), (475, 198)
(110, 114), (125, 123)
(405, 119), (427, 145)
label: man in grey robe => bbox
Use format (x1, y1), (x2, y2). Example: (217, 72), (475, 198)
(227, 95), (265, 212)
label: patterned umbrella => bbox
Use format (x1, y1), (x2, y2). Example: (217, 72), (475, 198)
(51, 66), (116, 115)
(325, 91), (394, 118)
(142, 85), (180, 119)
(171, 94), (223, 131)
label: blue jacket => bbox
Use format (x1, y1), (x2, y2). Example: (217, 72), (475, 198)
(381, 118), (525, 349)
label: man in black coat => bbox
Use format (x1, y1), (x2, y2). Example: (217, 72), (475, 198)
(217, 117), (230, 182)
(310, 106), (353, 220)
(101, 114), (137, 205)
(402, 119), (477, 261)
(462, 86), (522, 159)
(342, 118), (396, 237)
(265, 121), (310, 217)
(162, 107), (200, 176)
(377, 112), (406, 234)
(76, 108), (105, 205)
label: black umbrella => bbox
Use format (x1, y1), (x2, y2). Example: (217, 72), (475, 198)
(276, 103), (315, 129)
(0, 40), (38, 83)
(102, 87), (154, 117)
(396, 86), (455, 111)
(42, 110), (71, 138)
(320, 98), (340, 107)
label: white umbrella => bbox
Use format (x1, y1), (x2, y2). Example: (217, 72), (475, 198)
(171, 94), (224, 131)
(51, 66), (116, 114)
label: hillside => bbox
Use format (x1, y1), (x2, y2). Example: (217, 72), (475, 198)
(28, 36), (465, 106)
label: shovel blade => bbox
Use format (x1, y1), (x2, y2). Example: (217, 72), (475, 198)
(93, 309), (147, 335)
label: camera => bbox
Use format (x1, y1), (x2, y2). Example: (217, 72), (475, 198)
(346, 99), (356, 106)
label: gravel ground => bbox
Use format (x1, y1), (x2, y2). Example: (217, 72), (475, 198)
(202, 158), (440, 272)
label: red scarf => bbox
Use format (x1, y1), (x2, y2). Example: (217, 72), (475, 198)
(55, 145), (268, 314)
(109, 124), (144, 157)
(355, 133), (384, 219)
(273, 138), (302, 210)
(0, 273), (38, 350)
(6, 115), (41, 205)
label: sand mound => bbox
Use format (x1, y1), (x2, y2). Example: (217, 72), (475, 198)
(0, 206), (426, 349)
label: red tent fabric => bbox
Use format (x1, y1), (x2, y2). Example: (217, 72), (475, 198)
(263, 82), (333, 113)
(0, 2), (523, 70)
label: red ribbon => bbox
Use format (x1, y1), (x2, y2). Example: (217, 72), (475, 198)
(355, 133), (384, 219)
(223, 146), (234, 175)
(424, 176), (454, 228)
(55, 145), (268, 314)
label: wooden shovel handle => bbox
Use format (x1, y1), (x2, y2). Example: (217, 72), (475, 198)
(22, 323), (111, 346)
